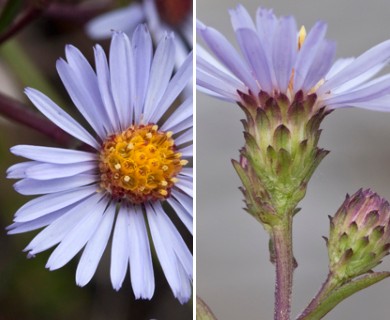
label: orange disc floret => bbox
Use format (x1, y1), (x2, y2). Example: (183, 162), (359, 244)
(99, 124), (186, 204)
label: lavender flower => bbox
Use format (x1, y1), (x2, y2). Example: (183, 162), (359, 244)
(197, 5), (390, 223)
(198, 5), (390, 111)
(86, 0), (192, 68)
(7, 25), (193, 303)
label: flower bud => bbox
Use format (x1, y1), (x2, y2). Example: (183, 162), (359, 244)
(328, 189), (390, 281)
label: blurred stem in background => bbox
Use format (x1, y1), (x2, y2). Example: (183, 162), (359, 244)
(0, 91), (73, 146)
(0, 0), (53, 45)
(0, 0), (70, 145)
(0, 39), (74, 146)
(45, 0), (115, 23)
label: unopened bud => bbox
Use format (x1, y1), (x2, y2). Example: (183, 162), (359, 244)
(328, 189), (390, 281)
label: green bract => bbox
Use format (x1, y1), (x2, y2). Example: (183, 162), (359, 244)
(233, 90), (329, 228)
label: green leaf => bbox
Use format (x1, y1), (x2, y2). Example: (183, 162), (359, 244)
(0, 0), (23, 33)
(197, 296), (218, 320)
(300, 272), (390, 320)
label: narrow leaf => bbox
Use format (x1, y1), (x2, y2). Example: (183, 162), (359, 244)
(299, 272), (390, 320)
(197, 296), (218, 320)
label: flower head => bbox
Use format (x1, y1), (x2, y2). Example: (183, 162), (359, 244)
(86, 0), (193, 68)
(7, 25), (193, 303)
(197, 4), (390, 111)
(327, 189), (390, 281)
(197, 5), (390, 224)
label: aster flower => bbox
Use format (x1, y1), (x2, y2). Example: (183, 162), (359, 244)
(7, 25), (193, 303)
(198, 5), (390, 109)
(86, 0), (193, 68)
(197, 4), (390, 224)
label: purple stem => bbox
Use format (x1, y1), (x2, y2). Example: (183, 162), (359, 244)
(44, 0), (114, 22)
(0, 92), (74, 146)
(296, 274), (336, 320)
(273, 216), (294, 320)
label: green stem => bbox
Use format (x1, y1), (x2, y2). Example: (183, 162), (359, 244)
(296, 273), (337, 320)
(273, 215), (294, 320)
(296, 272), (390, 320)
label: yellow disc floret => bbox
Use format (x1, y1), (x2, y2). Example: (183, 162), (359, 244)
(288, 25), (308, 93)
(298, 25), (306, 50)
(99, 124), (185, 203)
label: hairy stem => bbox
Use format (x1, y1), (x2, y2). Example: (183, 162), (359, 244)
(296, 274), (336, 320)
(296, 272), (390, 320)
(273, 215), (294, 320)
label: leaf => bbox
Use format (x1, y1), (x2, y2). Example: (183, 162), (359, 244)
(299, 272), (390, 320)
(197, 296), (218, 320)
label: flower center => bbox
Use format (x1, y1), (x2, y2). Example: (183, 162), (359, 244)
(155, 0), (192, 27)
(99, 124), (187, 204)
